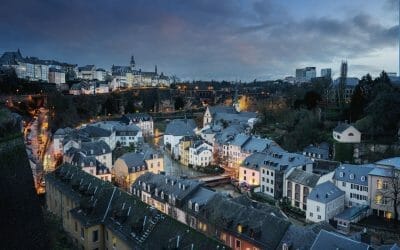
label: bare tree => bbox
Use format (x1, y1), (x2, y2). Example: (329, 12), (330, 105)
(380, 167), (400, 222)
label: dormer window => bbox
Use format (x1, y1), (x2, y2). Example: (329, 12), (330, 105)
(361, 176), (365, 182)
(147, 184), (151, 192)
(349, 174), (354, 180)
(161, 191), (164, 199)
(195, 203), (199, 212)
(339, 172), (344, 178)
(142, 182), (146, 189)
(188, 200), (192, 209)
(155, 188), (158, 196)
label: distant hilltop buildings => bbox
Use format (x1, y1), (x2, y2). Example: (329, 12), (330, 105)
(0, 49), (75, 85)
(0, 49), (171, 92)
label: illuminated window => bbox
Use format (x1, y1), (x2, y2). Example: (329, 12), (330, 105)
(377, 179), (383, 189)
(375, 194), (382, 204)
(112, 236), (116, 247)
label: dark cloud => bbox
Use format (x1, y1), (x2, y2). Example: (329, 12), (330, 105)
(0, 0), (397, 80)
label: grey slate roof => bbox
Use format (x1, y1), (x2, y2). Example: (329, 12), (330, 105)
(118, 145), (160, 173)
(368, 167), (393, 177)
(242, 152), (268, 170)
(122, 113), (153, 123)
(287, 169), (320, 188)
(334, 164), (375, 185)
(118, 152), (147, 172)
(334, 205), (369, 221)
(80, 125), (112, 137)
(376, 157), (400, 170)
(230, 133), (250, 147)
(208, 105), (236, 115)
(310, 229), (371, 250)
(164, 119), (196, 136)
(278, 222), (335, 250)
(303, 144), (329, 160)
(246, 148), (312, 172)
(46, 164), (223, 249)
(132, 172), (203, 204)
(80, 140), (111, 155)
(242, 136), (273, 153)
(308, 181), (344, 204)
(334, 123), (352, 133)
(214, 124), (246, 144)
(198, 193), (291, 250)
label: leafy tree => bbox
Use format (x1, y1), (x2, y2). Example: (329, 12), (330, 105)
(364, 92), (400, 140)
(303, 91), (321, 110)
(348, 85), (366, 121)
(174, 96), (185, 110)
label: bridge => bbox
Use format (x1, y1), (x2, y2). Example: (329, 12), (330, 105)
(192, 175), (231, 187)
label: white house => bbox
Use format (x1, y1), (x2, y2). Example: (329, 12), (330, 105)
(333, 163), (374, 207)
(163, 119), (197, 159)
(203, 105), (236, 127)
(95, 68), (106, 81)
(64, 140), (113, 170)
(306, 181), (345, 223)
(333, 123), (361, 143)
(121, 113), (154, 137)
(53, 127), (73, 156)
(188, 141), (213, 167)
(91, 121), (143, 147)
(80, 125), (117, 150)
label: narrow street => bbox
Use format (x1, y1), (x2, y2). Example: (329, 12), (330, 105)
(24, 107), (51, 194)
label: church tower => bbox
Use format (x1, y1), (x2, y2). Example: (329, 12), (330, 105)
(130, 55), (135, 70)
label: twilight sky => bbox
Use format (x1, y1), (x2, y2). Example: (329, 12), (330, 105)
(0, 0), (399, 81)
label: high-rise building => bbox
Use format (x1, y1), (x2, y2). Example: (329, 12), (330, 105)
(295, 67), (316, 82)
(321, 68), (332, 78)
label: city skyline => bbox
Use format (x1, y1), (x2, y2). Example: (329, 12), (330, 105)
(0, 0), (399, 81)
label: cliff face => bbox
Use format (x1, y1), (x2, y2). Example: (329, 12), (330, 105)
(0, 110), (49, 249)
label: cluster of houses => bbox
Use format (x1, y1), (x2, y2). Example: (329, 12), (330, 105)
(46, 164), (223, 250)
(45, 105), (400, 249)
(53, 113), (164, 190)
(48, 163), (400, 250)
(161, 104), (399, 230)
(0, 50), (171, 93)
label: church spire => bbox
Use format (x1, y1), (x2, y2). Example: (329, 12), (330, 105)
(155, 65), (157, 75)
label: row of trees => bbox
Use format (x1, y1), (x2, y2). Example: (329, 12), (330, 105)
(348, 72), (400, 142)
